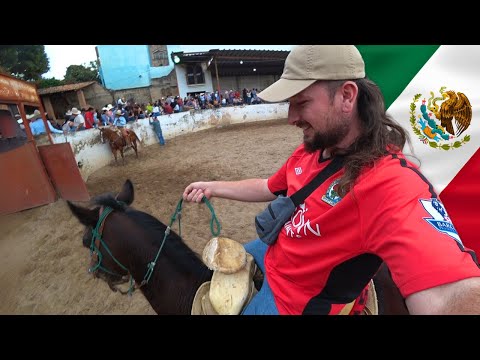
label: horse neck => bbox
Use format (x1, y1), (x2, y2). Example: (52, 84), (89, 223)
(140, 248), (212, 315)
(105, 129), (119, 140)
(140, 234), (212, 314)
(104, 129), (123, 147)
(104, 213), (211, 314)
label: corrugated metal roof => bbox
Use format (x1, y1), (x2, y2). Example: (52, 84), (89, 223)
(215, 49), (289, 59)
(174, 49), (289, 62)
(171, 49), (289, 76)
(37, 81), (97, 95)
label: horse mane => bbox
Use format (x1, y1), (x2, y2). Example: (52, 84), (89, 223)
(91, 193), (209, 275)
(100, 127), (121, 140)
(100, 126), (115, 132)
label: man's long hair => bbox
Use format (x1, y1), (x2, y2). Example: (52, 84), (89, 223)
(326, 78), (411, 197)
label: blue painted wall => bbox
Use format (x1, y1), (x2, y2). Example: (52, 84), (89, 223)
(97, 45), (183, 91)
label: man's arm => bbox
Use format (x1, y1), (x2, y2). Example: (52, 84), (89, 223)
(405, 277), (480, 314)
(183, 179), (277, 203)
(47, 121), (63, 134)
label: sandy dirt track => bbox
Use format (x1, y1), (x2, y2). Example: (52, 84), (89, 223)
(0, 119), (302, 314)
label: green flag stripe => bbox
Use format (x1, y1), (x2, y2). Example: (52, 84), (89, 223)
(356, 45), (440, 109)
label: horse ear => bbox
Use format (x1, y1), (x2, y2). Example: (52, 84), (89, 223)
(116, 179), (134, 205)
(67, 201), (98, 227)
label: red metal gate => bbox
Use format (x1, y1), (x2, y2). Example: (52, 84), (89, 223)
(0, 142), (57, 216)
(38, 143), (90, 202)
(0, 73), (90, 216)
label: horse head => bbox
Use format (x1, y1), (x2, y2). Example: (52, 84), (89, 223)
(67, 180), (135, 293)
(67, 179), (212, 314)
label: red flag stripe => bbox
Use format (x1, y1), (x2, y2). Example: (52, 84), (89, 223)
(439, 147), (480, 254)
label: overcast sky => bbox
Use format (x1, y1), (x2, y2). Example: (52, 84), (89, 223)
(43, 45), (293, 80)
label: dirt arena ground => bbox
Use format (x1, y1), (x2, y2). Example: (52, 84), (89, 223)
(0, 119), (302, 315)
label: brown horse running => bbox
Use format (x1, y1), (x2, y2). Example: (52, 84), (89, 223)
(99, 126), (139, 165)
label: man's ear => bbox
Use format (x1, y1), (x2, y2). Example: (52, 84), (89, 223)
(340, 81), (359, 113)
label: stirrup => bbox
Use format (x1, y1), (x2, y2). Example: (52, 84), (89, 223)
(191, 281), (218, 315)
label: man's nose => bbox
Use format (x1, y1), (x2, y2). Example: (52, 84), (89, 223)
(288, 110), (299, 126)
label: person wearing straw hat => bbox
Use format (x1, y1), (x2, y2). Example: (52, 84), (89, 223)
(68, 107), (85, 132)
(61, 109), (73, 131)
(27, 110), (63, 136)
(105, 104), (115, 124)
(100, 107), (110, 126)
(113, 109), (131, 145)
(183, 45), (480, 315)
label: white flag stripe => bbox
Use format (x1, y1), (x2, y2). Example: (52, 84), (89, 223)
(387, 45), (480, 194)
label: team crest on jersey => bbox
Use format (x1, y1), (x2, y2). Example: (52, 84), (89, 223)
(419, 198), (462, 244)
(409, 88), (472, 151)
(322, 179), (342, 206)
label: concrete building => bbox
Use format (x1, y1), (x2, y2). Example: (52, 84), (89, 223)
(96, 45), (288, 102)
(170, 49), (288, 99)
(96, 45), (182, 104)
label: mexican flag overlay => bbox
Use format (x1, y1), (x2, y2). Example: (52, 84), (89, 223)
(357, 45), (479, 255)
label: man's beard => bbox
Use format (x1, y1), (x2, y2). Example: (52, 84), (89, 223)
(303, 114), (350, 153)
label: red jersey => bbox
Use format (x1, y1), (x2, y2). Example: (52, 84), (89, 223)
(266, 144), (480, 315)
(84, 111), (95, 129)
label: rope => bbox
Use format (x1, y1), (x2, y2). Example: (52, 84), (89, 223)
(170, 198), (184, 237)
(89, 207), (114, 273)
(90, 205), (135, 295)
(201, 196), (221, 236)
(141, 196), (221, 285)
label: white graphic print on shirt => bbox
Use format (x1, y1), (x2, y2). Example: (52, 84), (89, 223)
(284, 203), (321, 238)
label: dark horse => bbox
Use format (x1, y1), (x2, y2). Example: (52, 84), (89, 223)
(67, 180), (409, 315)
(67, 179), (212, 315)
(99, 126), (139, 165)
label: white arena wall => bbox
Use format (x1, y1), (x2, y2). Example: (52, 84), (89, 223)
(46, 103), (289, 181)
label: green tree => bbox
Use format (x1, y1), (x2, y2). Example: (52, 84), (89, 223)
(0, 46), (17, 73)
(0, 45), (49, 81)
(64, 60), (100, 84)
(36, 77), (64, 89)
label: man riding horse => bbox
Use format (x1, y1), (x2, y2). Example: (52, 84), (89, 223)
(113, 109), (131, 146)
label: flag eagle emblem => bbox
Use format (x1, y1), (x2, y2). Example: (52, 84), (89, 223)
(409, 88), (472, 151)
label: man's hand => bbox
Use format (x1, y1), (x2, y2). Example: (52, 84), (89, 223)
(183, 179), (274, 203)
(183, 182), (213, 203)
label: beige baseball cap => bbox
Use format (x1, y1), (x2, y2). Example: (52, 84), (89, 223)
(258, 45), (365, 102)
